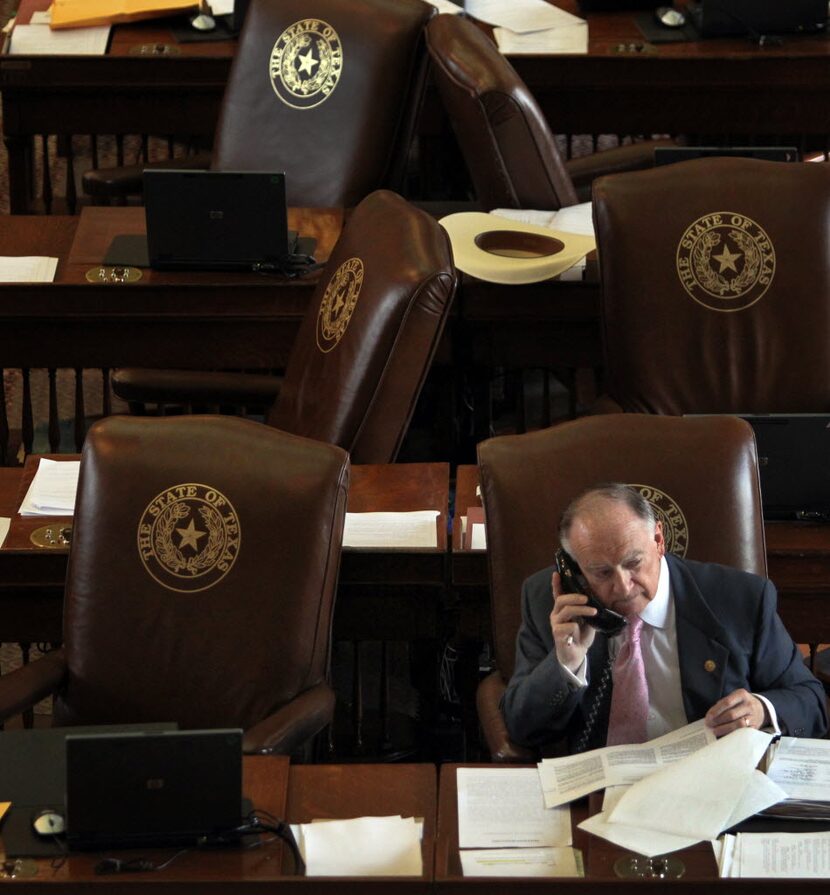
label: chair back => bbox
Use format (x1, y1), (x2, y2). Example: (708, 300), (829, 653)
(55, 415), (349, 732)
(269, 190), (457, 463)
(425, 14), (577, 211)
(478, 414), (766, 685)
(213, 0), (432, 207)
(594, 157), (830, 414)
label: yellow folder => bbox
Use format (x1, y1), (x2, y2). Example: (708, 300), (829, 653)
(50, 0), (197, 29)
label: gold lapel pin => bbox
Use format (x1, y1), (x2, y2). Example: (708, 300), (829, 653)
(704, 659), (717, 673)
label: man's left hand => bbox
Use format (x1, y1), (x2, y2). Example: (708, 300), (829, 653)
(705, 689), (769, 737)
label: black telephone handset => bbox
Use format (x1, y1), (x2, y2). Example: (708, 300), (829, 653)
(554, 548), (627, 637)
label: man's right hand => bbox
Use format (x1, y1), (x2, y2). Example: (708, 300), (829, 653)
(550, 570), (597, 672)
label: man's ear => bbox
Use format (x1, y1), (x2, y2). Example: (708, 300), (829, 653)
(654, 520), (666, 557)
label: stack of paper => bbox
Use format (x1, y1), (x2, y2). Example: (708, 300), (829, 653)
(578, 728), (787, 857)
(716, 831), (830, 878)
(0, 256), (59, 280)
(342, 510), (439, 548)
(465, 0), (587, 55)
(764, 736), (830, 818)
(18, 459), (80, 517)
(292, 816), (423, 877)
(456, 767), (582, 878)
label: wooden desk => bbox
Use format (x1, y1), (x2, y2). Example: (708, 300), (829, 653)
(0, 759), (436, 892)
(436, 764), (822, 893)
(4, 3), (830, 213)
(451, 465), (830, 649)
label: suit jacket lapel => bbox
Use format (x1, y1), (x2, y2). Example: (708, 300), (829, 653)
(669, 555), (730, 722)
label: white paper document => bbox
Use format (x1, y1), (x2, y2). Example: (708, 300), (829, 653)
(292, 816), (423, 877)
(10, 23), (110, 55)
(718, 831), (830, 878)
(457, 767), (571, 848)
(538, 720), (716, 808)
(0, 256), (59, 282)
(342, 510), (439, 548)
(19, 459), (80, 516)
(460, 846), (582, 877)
(0, 517), (10, 548)
(469, 522), (487, 550)
(495, 23), (588, 55)
(767, 736), (830, 801)
(466, 0), (584, 33)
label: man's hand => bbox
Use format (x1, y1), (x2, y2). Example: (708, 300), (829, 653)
(705, 689), (769, 737)
(550, 570), (597, 672)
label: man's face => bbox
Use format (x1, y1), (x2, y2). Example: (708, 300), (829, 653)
(566, 499), (665, 617)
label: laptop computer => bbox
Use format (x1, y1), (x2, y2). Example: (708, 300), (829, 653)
(741, 414), (830, 521)
(143, 170), (296, 271)
(65, 729), (244, 850)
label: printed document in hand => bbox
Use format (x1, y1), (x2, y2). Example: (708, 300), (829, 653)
(342, 510), (439, 548)
(538, 719), (715, 808)
(579, 728), (788, 857)
(457, 767), (571, 848)
(291, 816), (423, 877)
(19, 459), (80, 516)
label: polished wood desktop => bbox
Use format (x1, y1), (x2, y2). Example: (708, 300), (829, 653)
(0, 759), (437, 892)
(3, 2), (830, 213)
(451, 464), (830, 653)
(437, 765), (819, 894)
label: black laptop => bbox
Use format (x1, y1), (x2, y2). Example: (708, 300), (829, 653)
(143, 170), (296, 271)
(741, 414), (830, 521)
(65, 729), (244, 850)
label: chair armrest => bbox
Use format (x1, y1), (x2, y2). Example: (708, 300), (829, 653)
(476, 671), (537, 763)
(565, 139), (674, 201)
(242, 682), (336, 755)
(0, 650), (68, 723)
(82, 152), (212, 200)
(111, 369), (282, 408)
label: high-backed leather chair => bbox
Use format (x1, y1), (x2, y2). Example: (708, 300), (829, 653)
(425, 14), (668, 210)
(83, 0), (432, 206)
(592, 157), (830, 414)
(111, 190), (457, 463)
(0, 415), (349, 754)
(476, 413), (765, 761)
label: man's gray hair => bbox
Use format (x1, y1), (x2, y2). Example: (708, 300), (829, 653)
(559, 483), (656, 552)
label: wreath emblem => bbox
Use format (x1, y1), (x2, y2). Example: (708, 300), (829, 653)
(631, 483), (689, 557)
(316, 256), (364, 353)
(137, 483), (241, 593)
(676, 212), (775, 312)
(269, 19), (343, 110)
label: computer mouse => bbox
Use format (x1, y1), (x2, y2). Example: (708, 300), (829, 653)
(655, 6), (686, 28)
(190, 11), (216, 31)
(32, 809), (65, 837)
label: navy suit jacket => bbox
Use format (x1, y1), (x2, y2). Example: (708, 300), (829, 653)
(502, 554), (828, 752)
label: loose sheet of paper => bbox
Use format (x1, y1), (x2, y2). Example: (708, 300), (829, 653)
(0, 256), (59, 282)
(0, 517), (10, 548)
(461, 846), (582, 877)
(494, 23), (588, 55)
(719, 831), (830, 878)
(767, 736), (830, 800)
(10, 23), (110, 54)
(457, 767), (571, 848)
(293, 816), (423, 877)
(466, 0), (583, 33)
(342, 510), (438, 548)
(18, 459), (80, 516)
(469, 522), (487, 550)
(538, 719), (715, 808)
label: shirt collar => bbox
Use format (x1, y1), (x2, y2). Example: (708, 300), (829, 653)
(638, 554), (670, 628)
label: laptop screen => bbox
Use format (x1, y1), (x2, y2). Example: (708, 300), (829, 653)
(144, 170), (291, 271)
(65, 729), (244, 850)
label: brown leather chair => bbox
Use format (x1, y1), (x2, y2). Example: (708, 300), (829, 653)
(592, 157), (830, 414)
(0, 415), (350, 754)
(111, 190), (457, 464)
(425, 14), (669, 210)
(476, 413), (765, 761)
(83, 0), (432, 206)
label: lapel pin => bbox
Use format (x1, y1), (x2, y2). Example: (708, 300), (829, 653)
(704, 659), (717, 673)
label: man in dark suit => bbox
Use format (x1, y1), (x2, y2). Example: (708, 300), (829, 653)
(502, 483), (828, 753)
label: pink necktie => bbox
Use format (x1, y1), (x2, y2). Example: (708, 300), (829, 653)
(606, 616), (649, 746)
